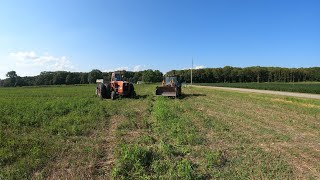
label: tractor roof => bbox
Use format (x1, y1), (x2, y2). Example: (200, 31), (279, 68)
(114, 70), (126, 74)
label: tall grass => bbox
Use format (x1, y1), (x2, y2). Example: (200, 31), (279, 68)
(0, 85), (108, 179)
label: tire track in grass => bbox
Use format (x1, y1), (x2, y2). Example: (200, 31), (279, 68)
(198, 90), (320, 177)
(168, 94), (293, 179)
(201, 90), (320, 151)
(111, 96), (225, 179)
(94, 115), (125, 178)
(109, 95), (156, 179)
(95, 93), (154, 179)
(185, 87), (317, 178)
(92, 85), (154, 179)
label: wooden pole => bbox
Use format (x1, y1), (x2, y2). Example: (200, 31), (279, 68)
(191, 57), (193, 86)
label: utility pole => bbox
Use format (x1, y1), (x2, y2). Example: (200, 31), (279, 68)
(191, 57), (193, 86)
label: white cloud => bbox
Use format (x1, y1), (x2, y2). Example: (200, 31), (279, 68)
(10, 51), (38, 60)
(183, 65), (206, 70)
(9, 51), (74, 71)
(104, 67), (128, 72)
(104, 65), (147, 72)
(133, 65), (147, 71)
(194, 65), (206, 69)
(0, 51), (75, 78)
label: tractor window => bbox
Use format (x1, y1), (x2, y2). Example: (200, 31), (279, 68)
(165, 77), (177, 85)
(114, 74), (122, 81)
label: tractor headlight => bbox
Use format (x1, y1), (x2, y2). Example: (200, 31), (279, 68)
(119, 87), (122, 90)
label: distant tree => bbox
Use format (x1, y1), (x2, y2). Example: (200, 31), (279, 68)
(133, 71), (143, 83)
(102, 72), (112, 82)
(2, 67), (320, 87)
(6, 71), (17, 79)
(88, 69), (102, 83)
(36, 71), (54, 85)
(142, 70), (153, 82)
(65, 73), (74, 85)
(53, 71), (68, 85)
(142, 69), (163, 83)
(15, 76), (24, 86)
(80, 73), (89, 84)
(6, 71), (18, 86)
(153, 70), (163, 82)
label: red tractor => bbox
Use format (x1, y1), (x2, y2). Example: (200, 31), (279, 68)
(96, 71), (136, 100)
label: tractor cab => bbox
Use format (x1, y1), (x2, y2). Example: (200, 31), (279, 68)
(163, 76), (181, 86)
(111, 71), (124, 82)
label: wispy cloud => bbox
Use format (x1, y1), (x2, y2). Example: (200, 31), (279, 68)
(133, 65), (147, 71)
(104, 65), (147, 72)
(9, 51), (74, 71)
(194, 65), (206, 69)
(183, 65), (206, 70)
(0, 51), (76, 78)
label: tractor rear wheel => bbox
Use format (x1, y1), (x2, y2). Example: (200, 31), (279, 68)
(130, 83), (136, 98)
(99, 84), (107, 99)
(111, 91), (116, 100)
(105, 84), (111, 99)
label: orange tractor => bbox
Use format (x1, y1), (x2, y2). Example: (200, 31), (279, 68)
(96, 71), (136, 100)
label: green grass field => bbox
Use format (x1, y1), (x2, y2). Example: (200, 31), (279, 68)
(197, 82), (320, 94)
(0, 84), (319, 179)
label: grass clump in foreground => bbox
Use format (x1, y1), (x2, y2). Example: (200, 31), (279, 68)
(112, 144), (154, 178)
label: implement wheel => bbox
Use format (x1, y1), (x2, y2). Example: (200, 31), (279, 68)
(111, 91), (116, 100)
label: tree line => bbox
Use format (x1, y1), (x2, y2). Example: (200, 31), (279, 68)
(167, 66), (320, 83)
(0, 69), (163, 87)
(1, 66), (320, 87)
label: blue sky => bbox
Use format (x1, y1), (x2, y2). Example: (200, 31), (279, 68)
(0, 0), (319, 78)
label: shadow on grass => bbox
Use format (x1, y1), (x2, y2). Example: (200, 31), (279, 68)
(178, 93), (206, 99)
(134, 94), (149, 99)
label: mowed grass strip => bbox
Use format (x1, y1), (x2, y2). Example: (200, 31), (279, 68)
(111, 94), (225, 179)
(186, 86), (319, 178)
(197, 82), (320, 94)
(111, 85), (319, 179)
(94, 84), (155, 179)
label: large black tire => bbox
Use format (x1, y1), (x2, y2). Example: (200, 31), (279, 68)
(111, 91), (116, 100)
(130, 83), (136, 98)
(105, 84), (111, 99)
(131, 91), (136, 98)
(99, 84), (107, 99)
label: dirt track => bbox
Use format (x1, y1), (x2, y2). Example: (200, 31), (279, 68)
(194, 85), (320, 100)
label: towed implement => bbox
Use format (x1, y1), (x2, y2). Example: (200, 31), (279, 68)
(156, 76), (182, 97)
(96, 71), (136, 100)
